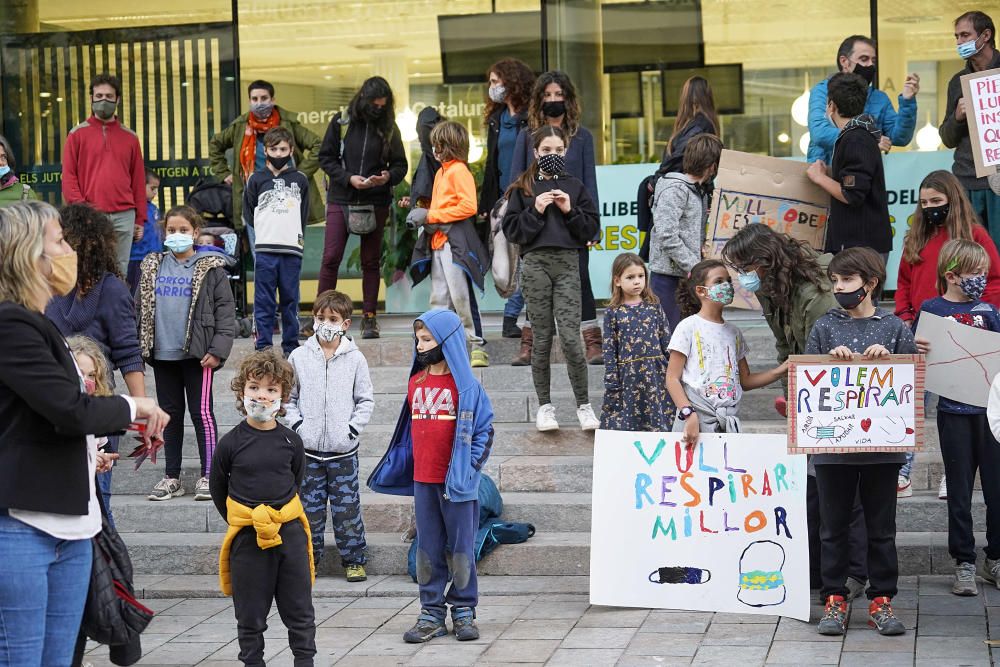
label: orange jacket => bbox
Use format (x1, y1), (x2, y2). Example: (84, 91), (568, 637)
(427, 160), (477, 250)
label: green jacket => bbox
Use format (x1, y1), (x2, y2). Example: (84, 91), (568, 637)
(0, 180), (38, 206)
(757, 252), (838, 393)
(208, 106), (324, 227)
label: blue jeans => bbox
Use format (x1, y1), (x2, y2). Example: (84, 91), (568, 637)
(254, 252), (302, 357)
(504, 288), (525, 319)
(650, 272), (681, 332)
(246, 224), (257, 259)
(968, 188), (1000, 245)
(0, 513), (93, 667)
(96, 434), (119, 530)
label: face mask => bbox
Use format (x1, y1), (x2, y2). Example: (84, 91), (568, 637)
(268, 154), (291, 170)
(959, 274), (987, 300)
(958, 35), (984, 59)
(704, 281), (735, 305)
(737, 270), (761, 293)
(243, 396), (280, 423)
(44, 251), (78, 296)
(488, 85), (507, 104)
(314, 320), (342, 343)
(250, 101), (274, 119)
(835, 286), (869, 310)
(0, 166), (11, 178)
(537, 152), (565, 176)
(853, 63), (876, 85)
(83, 378), (97, 395)
(415, 344), (446, 368)
(164, 232), (194, 254)
(92, 99), (117, 121)
(923, 203), (950, 225)
(541, 100), (566, 118)
(367, 104), (385, 118)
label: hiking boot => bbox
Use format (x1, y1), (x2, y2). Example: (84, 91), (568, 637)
(536, 403), (559, 432)
(345, 563), (367, 582)
(502, 316), (522, 338)
(845, 577), (867, 601)
(148, 477), (184, 501)
(582, 326), (603, 365)
(471, 347), (489, 368)
(361, 313), (380, 339)
(403, 610), (448, 643)
(816, 595), (849, 635)
(938, 475), (948, 500)
(193, 476), (211, 501)
(451, 607), (479, 641)
(577, 403), (599, 431)
(511, 326), (533, 366)
(868, 597), (906, 635)
(980, 556), (1000, 589)
(897, 474), (912, 498)
(953, 562), (978, 596)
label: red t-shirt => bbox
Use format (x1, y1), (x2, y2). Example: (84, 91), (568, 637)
(408, 371), (458, 484)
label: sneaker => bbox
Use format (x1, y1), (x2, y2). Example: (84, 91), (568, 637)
(938, 475), (948, 500)
(845, 577), (867, 601)
(896, 475), (912, 498)
(193, 476), (211, 501)
(345, 563), (367, 582)
(576, 403), (599, 431)
(868, 596), (906, 635)
(774, 395), (787, 418)
(470, 347), (489, 368)
(361, 313), (380, 339)
(980, 557), (1000, 589)
(816, 595), (849, 635)
(148, 477), (184, 501)
(953, 562), (978, 596)
(451, 607), (479, 641)
(536, 404), (559, 432)
(403, 610), (448, 643)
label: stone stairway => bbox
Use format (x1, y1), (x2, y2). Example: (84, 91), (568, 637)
(115, 313), (982, 598)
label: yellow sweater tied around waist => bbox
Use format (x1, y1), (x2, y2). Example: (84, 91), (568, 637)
(218, 494), (315, 595)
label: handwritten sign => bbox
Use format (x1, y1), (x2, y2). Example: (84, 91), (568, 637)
(590, 430), (810, 621)
(917, 311), (1000, 408)
(787, 355), (925, 454)
(960, 67), (1000, 178)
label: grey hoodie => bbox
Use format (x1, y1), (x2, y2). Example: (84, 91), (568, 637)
(649, 172), (706, 277)
(283, 334), (374, 455)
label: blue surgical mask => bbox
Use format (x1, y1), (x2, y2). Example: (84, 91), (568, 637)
(958, 35), (984, 59)
(737, 270), (761, 293)
(705, 281), (735, 305)
(164, 232), (194, 254)
(0, 166), (11, 178)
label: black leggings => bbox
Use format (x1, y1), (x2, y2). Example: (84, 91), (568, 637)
(579, 247), (597, 323)
(153, 358), (218, 479)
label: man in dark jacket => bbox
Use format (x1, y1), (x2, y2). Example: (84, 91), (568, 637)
(940, 10), (1000, 241)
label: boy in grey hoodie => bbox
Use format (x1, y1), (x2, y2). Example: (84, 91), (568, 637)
(284, 290), (374, 581)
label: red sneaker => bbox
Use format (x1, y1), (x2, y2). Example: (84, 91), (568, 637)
(774, 396), (787, 418)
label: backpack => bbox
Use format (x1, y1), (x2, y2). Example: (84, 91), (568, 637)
(187, 179), (234, 229)
(489, 196), (520, 298)
(636, 173), (659, 262)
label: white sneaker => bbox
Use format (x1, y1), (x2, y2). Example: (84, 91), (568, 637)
(148, 477), (184, 501)
(896, 475), (912, 498)
(938, 475), (948, 500)
(576, 403), (599, 431)
(193, 476), (211, 501)
(536, 404), (559, 431)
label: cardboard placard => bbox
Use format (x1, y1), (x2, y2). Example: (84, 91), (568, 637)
(706, 150), (831, 308)
(916, 311), (1000, 408)
(787, 355), (925, 454)
(960, 67), (1000, 179)
(590, 430), (810, 621)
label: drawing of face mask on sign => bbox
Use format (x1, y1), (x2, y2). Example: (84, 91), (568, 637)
(737, 540), (787, 608)
(648, 565), (712, 585)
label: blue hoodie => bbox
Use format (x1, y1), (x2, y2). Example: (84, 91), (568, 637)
(367, 309), (494, 502)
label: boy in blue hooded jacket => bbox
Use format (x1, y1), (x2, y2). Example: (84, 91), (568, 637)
(368, 309), (494, 643)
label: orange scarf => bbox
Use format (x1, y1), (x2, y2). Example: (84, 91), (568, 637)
(238, 108), (282, 183)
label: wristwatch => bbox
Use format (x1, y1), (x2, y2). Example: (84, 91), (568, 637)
(678, 406), (695, 421)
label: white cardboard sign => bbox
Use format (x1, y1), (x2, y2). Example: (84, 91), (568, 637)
(960, 67), (1000, 179)
(917, 311), (1000, 408)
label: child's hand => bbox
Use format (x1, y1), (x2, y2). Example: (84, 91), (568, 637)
(200, 353), (221, 369)
(806, 160), (827, 183)
(534, 192), (554, 214)
(682, 413), (700, 447)
(915, 336), (931, 355)
(863, 344), (890, 359)
(133, 224), (144, 242)
(398, 196), (411, 208)
(551, 189), (572, 214)
(829, 346), (854, 360)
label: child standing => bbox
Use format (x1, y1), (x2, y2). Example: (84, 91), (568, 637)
(806, 247), (915, 636)
(600, 253), (675, 431)
(137, 205), (236, 502)
(368, 309), (494, 643)
(502, 125), (601, 432)
(243, 126), (310, 358)
(127, 169), (162, 292)
(67, 335), (119, 482)
(920, 239), (1000, 596)
(210, 350), (316, 666)
(666, 259), (787, 443)
(285, 290), (374, 582)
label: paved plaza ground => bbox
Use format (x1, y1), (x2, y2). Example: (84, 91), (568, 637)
(82, 575), (999, 666)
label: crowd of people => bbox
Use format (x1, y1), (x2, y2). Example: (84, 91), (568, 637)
(1, 8), (1000, 666)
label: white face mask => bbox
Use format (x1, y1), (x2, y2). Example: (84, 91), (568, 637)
(243, 396), (280, 423)
(314, 320), (343, 343)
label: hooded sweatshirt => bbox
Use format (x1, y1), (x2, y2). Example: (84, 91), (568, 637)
(283, 334), (374, 455)
(368, 309), (494, 502)
(649, 172), (707, 277)
(153, 249), (216, 360)
(62, 116), (146, 224)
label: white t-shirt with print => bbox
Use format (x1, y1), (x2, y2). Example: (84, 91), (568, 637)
(668, 314), (748, 410)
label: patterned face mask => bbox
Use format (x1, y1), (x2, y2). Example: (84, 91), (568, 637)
(959, 274), (987, 300)
(243, 396), (280, 423)
(704, 281), (734, 305)
(314, 320), (343, 343)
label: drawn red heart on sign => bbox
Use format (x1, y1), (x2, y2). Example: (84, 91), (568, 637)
(906, 427), (914, 435)
(860, 418), (872, 432)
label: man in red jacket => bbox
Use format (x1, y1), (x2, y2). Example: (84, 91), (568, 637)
(62, 73), (147, 274)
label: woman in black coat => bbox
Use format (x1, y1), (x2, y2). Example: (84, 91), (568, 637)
(0, 201), (168, 665)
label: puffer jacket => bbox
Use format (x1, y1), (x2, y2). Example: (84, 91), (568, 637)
(283, 335), (375, 454)
(135, 252), (236, 364)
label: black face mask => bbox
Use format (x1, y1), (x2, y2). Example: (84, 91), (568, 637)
(367, 104), (385, 119)
(415, 345), (445, 368)
(835, 286), (869, 310)
(853, 63), (876, 85)
(924, 203), (950, 225)
(268, 155), (292, 170)
(541, 100), (566, 118)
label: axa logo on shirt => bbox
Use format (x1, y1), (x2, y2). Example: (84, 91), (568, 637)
(155, 274), (193, 297)
(411, 386), (456, 421)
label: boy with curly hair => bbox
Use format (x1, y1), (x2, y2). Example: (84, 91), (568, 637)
(210, 349), (316, 666)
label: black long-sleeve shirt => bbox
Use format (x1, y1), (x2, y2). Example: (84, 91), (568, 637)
(825, 125), (891, 254)
(209, 421), (305, 519)
(501, 175), (600, 256)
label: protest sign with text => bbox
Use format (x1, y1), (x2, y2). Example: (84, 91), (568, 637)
(960, 67), (1000, 179)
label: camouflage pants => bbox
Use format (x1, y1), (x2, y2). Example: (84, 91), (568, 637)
(301, 452), (367, 566)
(521, 248), (589, 406)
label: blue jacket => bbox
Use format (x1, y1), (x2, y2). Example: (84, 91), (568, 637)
(806, 78), (917, 164)
(129, 201), (162, 262)
(367, 309), (494, 502)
